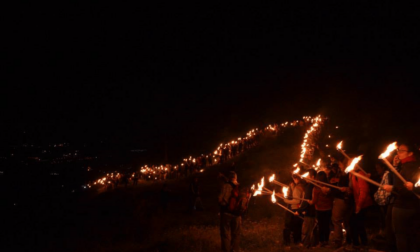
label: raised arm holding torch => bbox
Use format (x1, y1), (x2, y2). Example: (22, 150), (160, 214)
(379, 142), (407, 184)
(271, 191), (304, 220)
(345, 156), (383, 188)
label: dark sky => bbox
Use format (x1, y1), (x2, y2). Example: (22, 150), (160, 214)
(2, 3), (419, 150)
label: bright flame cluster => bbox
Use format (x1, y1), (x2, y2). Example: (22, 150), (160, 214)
(299, 115), (323, 163)
(89, 116), (321, 189)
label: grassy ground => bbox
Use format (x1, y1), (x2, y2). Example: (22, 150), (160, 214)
(2, 128), (392, 252)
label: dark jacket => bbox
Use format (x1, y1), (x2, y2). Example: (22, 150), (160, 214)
(297, 182), (316, 217)
(392, 160), (420, 209)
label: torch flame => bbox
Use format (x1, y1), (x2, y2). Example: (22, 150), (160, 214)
(345, 156), (363, 174)
(282, 186), (289, 196)
(337, 141), (343, 150)
(379, 142), (398, 159)
(292, 167), (300, 174)
(415, 178), (420, 187)
(301, 172), (309, 178)
(271, 190), (276, 203)
(258, 177), (265, 190)
(293, 163), (298, 167)
(316, 158), (321, 166)
(253, 177), (265, 196)
(269, 174), (275, 182)
(251, 184), (255, 190)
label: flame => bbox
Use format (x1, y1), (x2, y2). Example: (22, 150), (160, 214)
(316, 159), (321, 166)
(258, 177), (265, 190)
(282, 186), (289, 196)
(251, 184), (255, 190)
(344, 156), (363, 173)
(415, 178), (420, 187)
(269, 174), (275, 182)
(253, 177), (265, 196)
(293, 163), (298, 167)
(292, 167), (300, 174)
(301, 172), (309, 178)
(200, 169), (204, 173)
(379, 142), (398, 159)
(271, 190), (276, 203)
(337, 141), (343, 150)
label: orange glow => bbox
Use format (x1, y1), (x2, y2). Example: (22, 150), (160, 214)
(271, 190), (277, 203)
(292, 167), (300, 174)
(269, 174), (275, 182)
(282, 186), (288, 196)
(337, 141), (343, 150)
(345, 156), (363, 173)
(379, 142), (398, 159)
(415, 178), (420, 187)
(301, 172), (309, 178)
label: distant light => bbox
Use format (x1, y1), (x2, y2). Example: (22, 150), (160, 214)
(336, 126), (339, 129)
(326, 145), (329, 147)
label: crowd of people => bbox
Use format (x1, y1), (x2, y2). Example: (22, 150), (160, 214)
(249, 118), (420, 252)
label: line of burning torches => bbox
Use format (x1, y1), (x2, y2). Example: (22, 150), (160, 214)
(252, 141), (420, 213)
(88, 116), (323, 188)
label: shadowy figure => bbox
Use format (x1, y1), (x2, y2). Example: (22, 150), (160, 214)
(190, 176), (204, 212)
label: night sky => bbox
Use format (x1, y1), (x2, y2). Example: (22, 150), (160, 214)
(3, 3), (419, 154)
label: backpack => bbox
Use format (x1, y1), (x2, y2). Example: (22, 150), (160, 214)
(227, 182), (250, 216)
(374, 171), (391, 206)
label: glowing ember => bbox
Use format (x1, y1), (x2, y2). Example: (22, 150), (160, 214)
(269, 174), (275, 182)
(379, 142), (398, 159)
(271, 190), (276, 203)
(345, 156), (363, 173)
(282, 187), (289, 196)
(337, 141), (343, 150)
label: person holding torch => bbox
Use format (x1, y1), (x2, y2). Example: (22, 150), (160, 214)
(295, 169), (318, 249)
(281, 173), (305, 249)
(382, 142), (420, 252)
